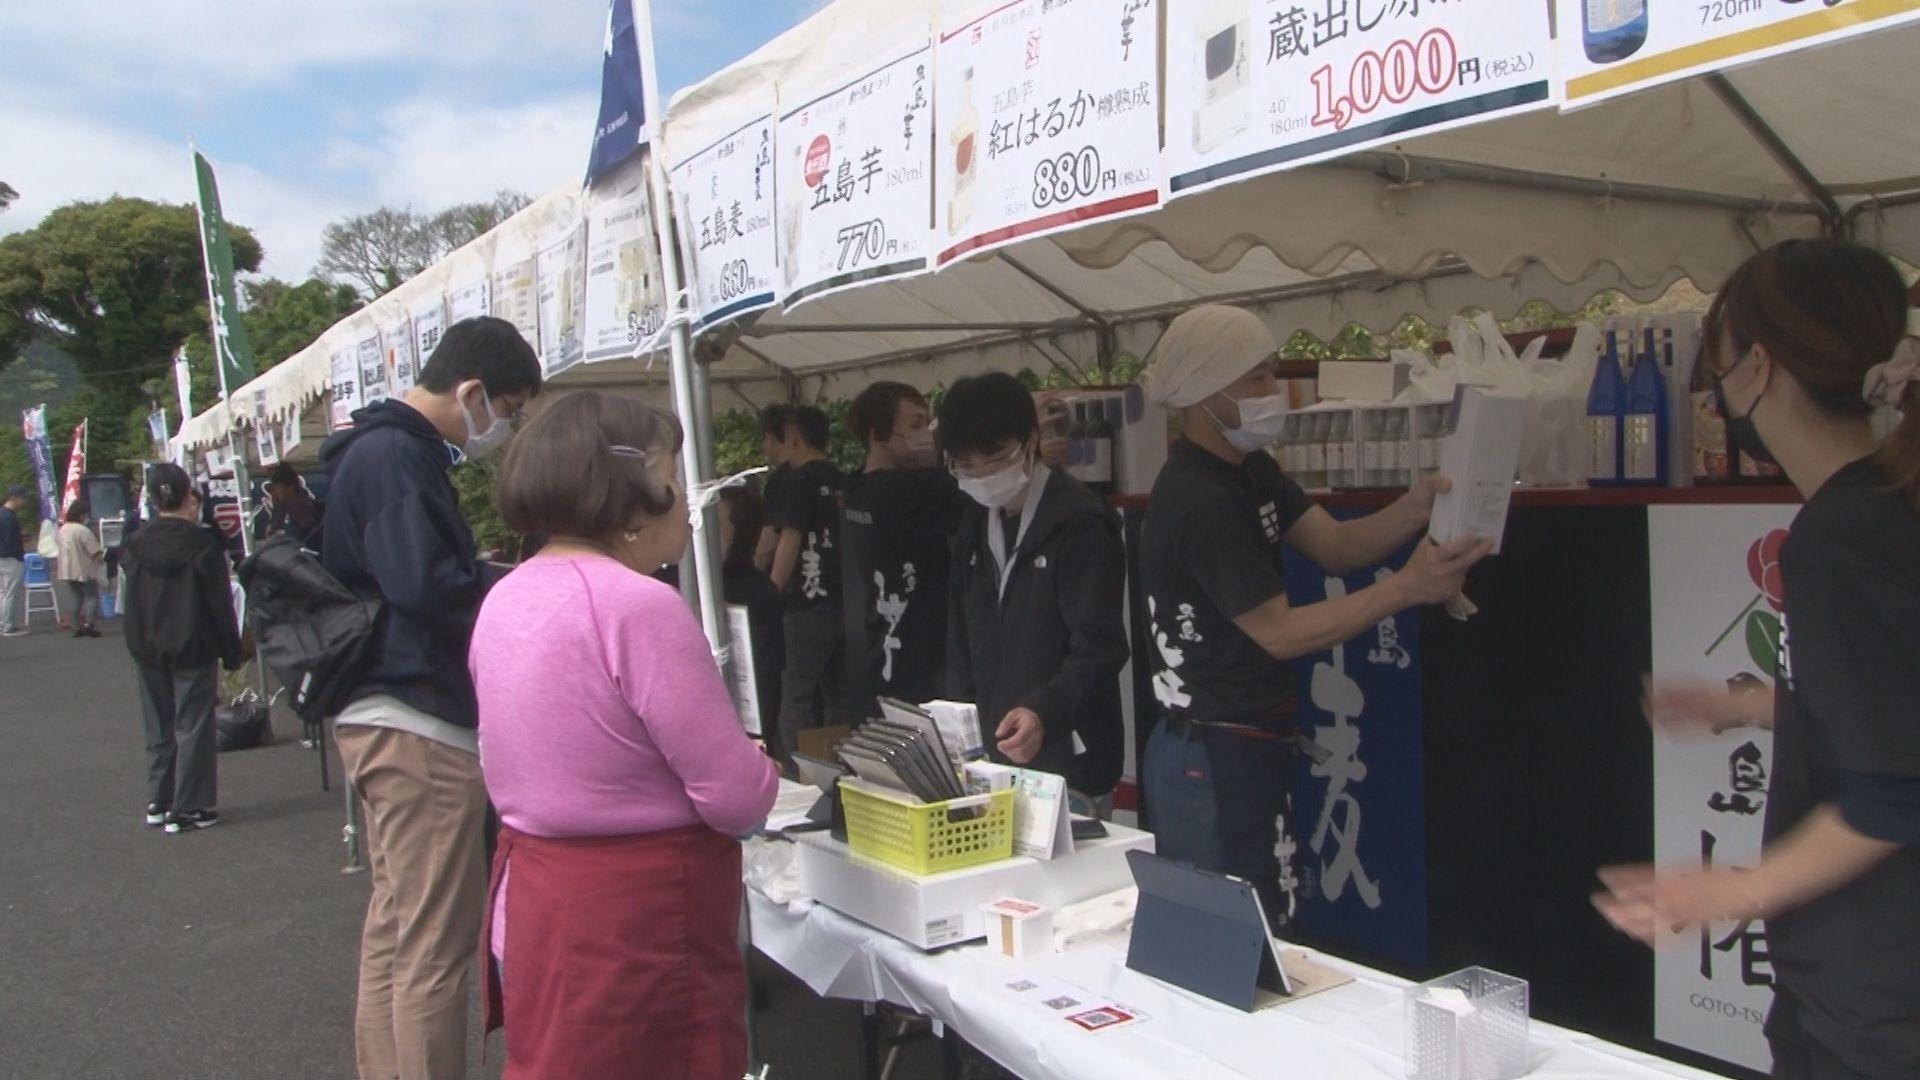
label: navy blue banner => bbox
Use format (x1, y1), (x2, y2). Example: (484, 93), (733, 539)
(585, 0), (650, 185)
(1281, 526), (1428, 969)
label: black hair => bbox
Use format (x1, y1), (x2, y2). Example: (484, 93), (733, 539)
(935, 372), (1037, 458)
(268, 463), (300, 489)
(717, 484), (763, 568)
(416, 316), (543, 399)
(757, 403), (795, 440)
(848, 382), (927, 446)
(790, 405), (831, 452)
(64, 498), (91, 524)
(148, 463), (196, 513)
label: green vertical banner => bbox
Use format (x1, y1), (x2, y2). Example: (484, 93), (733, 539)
(193, 149), (256, 398)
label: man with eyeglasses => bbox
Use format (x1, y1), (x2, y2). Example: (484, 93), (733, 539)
(937, 372), (1129, 804)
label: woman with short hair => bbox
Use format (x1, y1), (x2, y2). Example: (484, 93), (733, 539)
(471, 391), (778, 1079)
(54, 498), (104, 638)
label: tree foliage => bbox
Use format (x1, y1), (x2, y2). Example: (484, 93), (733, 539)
(0, 182), (17, 213)
(319, 191), (532, 297)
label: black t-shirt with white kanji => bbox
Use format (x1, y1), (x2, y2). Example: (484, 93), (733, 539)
(842, 469), (969, 705)
(765, 457), (844, 611)
(1140, 438), (1316, 727)
(1762, 458), (1920, 1075)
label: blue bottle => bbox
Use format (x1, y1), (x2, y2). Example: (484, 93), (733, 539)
(1586, 328), (1627, 486)
(1623, 324), (1670, 485)
(1583, 0), (1648, 65)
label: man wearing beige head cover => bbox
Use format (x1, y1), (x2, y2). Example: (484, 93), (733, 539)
(1137, 304), (1491, 927)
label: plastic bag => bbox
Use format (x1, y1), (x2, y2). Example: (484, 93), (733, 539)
(1517, 322), (1601, 488)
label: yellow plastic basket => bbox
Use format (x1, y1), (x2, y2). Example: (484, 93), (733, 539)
(839, 779), (1015, 875)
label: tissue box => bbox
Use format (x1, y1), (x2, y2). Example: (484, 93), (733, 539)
(1404, 967), (1529, 1080)
(1318, 360), (1411, 403)
(982, 897), (1053, 959)
(1427, 389), (1527, 555)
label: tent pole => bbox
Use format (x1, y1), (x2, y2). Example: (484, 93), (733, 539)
(1701, 75), (1844, 234)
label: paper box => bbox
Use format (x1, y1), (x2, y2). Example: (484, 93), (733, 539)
(1317, 360), (1411, 403)
(982, 897), (1054, 959)
(795, 823), (1155, 950)
(1428, 388), (1528, 556)
(795, 724), (852, 762)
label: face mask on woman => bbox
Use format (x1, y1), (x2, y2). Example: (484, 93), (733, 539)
(1713, 350), (1776, 468)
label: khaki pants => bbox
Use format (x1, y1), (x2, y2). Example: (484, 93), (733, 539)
(335, 723), (487, 1080)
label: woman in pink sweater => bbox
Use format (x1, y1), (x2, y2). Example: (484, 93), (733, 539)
(471, 391), (778, 1080)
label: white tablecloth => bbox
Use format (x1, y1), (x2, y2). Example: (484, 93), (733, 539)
(748, 890), (1731, 1080)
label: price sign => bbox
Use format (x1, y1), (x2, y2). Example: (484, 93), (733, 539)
(1165, 0), (1553, 198)
(934, 0), (1162, 266)
(490, 258), (541, 356)
(778, 47), (933, 309)
(356, 334), (388, 406)
(328, 345), (359, 430)
(1558, 0), (1920, 107)
(676, 115), (779, 331)
(536, 223), (588, 376)
(447, 277), (491, 324)
(582, 157), (665, 362)
(412, 296), (448, 372)
(383, 317), (417, 395)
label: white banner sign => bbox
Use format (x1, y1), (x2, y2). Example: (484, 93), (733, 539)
(935, 0), (1162, 265)
(329, 346), (359, 430)
(1648, 504), (1797, 1075)
(1559, 0), (1920, 107)
(582, 158), (665, 363)
(490, 258), (541, 355)
(356, 334), (388, 406)
(778, 47), (934, 308)
(1165, 0), (1554, 198)
(536, 224), (588, 376)
(447, 277), (491, 324)
(726, 604), (763, 736)
(383, 317), (418, 396)
(676, 116), (779, 331)
(412, 297), (448, 373)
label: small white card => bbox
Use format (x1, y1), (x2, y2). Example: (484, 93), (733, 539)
(1011, 769), (1073, 861)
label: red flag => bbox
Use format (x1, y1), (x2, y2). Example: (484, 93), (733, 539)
(61, 419), (87, 514)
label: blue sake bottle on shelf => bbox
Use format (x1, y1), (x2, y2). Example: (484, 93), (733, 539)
(1622, 323), (1670, 485)
(1586, 328), (1627, 486)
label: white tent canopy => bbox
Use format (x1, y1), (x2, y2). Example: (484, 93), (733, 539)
(177, 0), (1920, 452)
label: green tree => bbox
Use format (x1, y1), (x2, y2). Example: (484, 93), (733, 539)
(0, 182), (17, 214)
(320, 192), (532, 298)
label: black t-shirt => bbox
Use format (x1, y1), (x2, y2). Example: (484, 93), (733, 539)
(1763, 458), (1920, 1074)
(842, 469), (969, 705)
(1140, 438), (1315, 726)
(764, 457), (844, 611)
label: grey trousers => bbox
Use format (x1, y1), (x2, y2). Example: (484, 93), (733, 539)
(64, 580), (99, 629)
(137, 661), (219, 814)
(777, 603), (855, 761)
(0, 558), (21, 632)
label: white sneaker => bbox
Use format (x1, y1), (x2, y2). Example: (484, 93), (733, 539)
(1, 628), (25, 638)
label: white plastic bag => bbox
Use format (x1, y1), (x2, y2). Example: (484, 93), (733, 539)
(1517, 322), (1601, 488)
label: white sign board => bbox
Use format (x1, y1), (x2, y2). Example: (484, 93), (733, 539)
(726, 604), (763, 736)
(1165, 0), (1554, 198)
(490, 257), (541, 354)
(778, 47), (934, 308)
(1648, 504), (1797, 1075)
(412, 296), (448, 373)
(582, 158), (666, 363)
(383, 317), (417, 396)
(328, 346), (360, 430)
(447, 277), (491, 324)
(934, 0), (1162, 266)
(356, 334), (388, 406)
(676, 116), (779, 331)
(536, 224), (588, 376)
(1558, 0), (1920, 108)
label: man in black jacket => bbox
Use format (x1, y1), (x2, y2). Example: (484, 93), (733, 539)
(939, 373), (1129, 802)
(320, 316), (540, 1080)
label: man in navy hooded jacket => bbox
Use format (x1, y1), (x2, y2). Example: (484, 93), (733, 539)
(320, 316), (540, 1080)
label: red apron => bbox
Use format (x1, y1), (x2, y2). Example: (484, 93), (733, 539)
(483, 823), (747, 1080)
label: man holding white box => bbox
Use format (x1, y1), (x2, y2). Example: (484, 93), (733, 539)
(1137, 305), (1492, 927)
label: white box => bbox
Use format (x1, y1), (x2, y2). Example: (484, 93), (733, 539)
(1428, 388), (1529, 555)
(794, 824), (1156, 950)
(981, 897), (1053, 959)
(1317, 360), (1411, 403)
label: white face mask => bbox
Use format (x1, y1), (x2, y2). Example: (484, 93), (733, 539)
(895, 430), (938, 469)
(957, 458), (1030, 510)
(460, 384), (512, 460)
(1207, 392), (1291, 453)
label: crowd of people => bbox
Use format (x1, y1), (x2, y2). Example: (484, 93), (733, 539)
(35, 238), (1910, 1080)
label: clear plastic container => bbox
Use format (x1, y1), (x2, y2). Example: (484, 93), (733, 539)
(1303, 413), (1329, 489)
(1404, 967), (1529, 1080)
(1325, 410), (1353, 489)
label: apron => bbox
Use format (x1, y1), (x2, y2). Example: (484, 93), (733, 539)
(483, 823), (747, 1080)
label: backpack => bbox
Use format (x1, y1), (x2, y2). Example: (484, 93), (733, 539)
(237, 535), (384, 724)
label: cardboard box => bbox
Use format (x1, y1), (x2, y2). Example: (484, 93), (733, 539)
(1428, 388), (1528, 555)
(795, 724), (852, 762)
(1317, 360), (1411, 403)
(795, 823), (1156, 950)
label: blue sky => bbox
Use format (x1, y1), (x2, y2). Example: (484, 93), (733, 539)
(0, 1), (822, 280)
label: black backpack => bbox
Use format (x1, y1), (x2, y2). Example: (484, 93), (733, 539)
(237, 535), (383, 724)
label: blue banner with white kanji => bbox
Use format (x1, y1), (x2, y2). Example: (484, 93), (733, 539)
(586, 0), (652, 185)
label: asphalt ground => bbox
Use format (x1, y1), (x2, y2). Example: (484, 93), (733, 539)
(0, 619), (970, 1080)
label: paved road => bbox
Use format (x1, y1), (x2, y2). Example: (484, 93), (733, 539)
(0, 621), (956, 1080)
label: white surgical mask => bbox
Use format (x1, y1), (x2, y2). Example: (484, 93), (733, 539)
(957, 458), (1030, 510)
(460, 384), (512, 460)
(1207, 392), (1291, 453)
(897, 430), (938, 469)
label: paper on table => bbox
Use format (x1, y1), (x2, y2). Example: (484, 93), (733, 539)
(765, 779), (823, 833)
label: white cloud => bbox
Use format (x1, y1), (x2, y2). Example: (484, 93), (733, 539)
(342, 94), (598, 210)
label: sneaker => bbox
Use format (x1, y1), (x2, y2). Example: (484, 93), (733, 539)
(1, 628), (25, 638)
(144, 804), (169, 827)
(165, 810), (221, 833)
(83, 626), (102, 638)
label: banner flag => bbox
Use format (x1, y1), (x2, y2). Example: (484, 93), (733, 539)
(21, 406), (58, 525)
(586, 0), (658, 184)
(61, 419), (88, 515)
(192, 149), (257, 399)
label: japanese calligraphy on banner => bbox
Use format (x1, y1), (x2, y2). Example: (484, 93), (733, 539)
(356, 333), (388, 406)
(676, 116), (779, 331)
(383, 317), (418, 396)
(777, 47), (933, 308)
(1559, 0), (1920, 107)
(1649, 505), (1797, 1075)
(490, 258), (541, 356)
(447, 278), (491, 324)
(412, 297), (448, 373)
(934, 0), (1162, 266)
(582, 158), (666, 362)
(329, 346), (359, 430)
(1165, 0), (1554, 197)
(536, 224), (588, 376)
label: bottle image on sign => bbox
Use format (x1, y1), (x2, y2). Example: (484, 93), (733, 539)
(1192, 0), (1252, 153)
(1583, 0), (1647, 64)
(948, 67), (979, 234)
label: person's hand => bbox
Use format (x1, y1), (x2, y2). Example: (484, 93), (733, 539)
(1402, 473), (1453, 523)
(1643, 675), (1764, 736)
(1394, 535), (1493, 606)
(996, 707), (1044, 764)
(1592, 863), (1767, 946)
